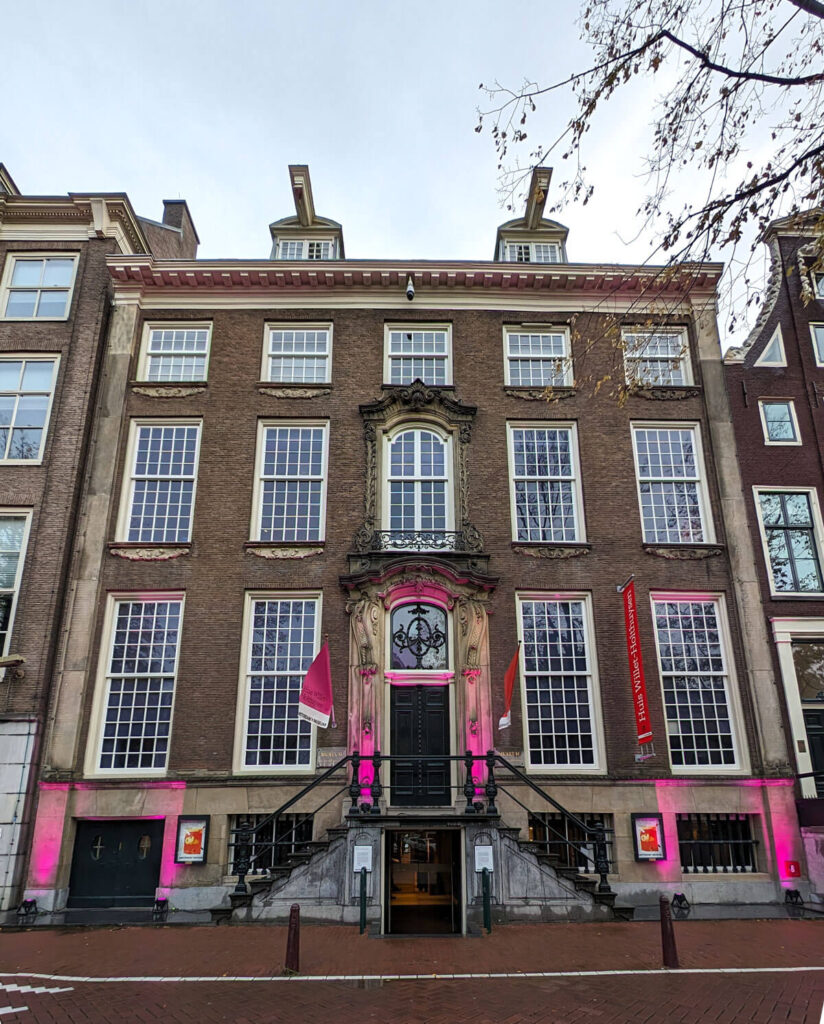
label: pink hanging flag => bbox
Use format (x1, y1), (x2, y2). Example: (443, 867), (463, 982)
(498, 645), (521, 730)
(298, 642), (336, 729)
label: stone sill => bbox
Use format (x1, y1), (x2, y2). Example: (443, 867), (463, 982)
(244, 541), (324, 560)
(511, 542), (591, 559)
(108, 543), (191, 561)
(642, 543), (724, 560)
(257, 382), (332, 398)
(503, 386), (576, 401)
(130, 382), (207, 397)
(630, 386), (702, 401)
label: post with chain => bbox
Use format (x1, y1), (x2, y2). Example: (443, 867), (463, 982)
(233, 819), (253, 894)
(485, 750), (499, 816)
(284, 903), (300, 975)
(348, 750), (361, 815)
(463, 750), (476, 813)
(659, 895), (680, 969)
(370, 750), (382, 814)
(591, 822), (612, 894)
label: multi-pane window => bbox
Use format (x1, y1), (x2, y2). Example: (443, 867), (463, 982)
(1, 256), (76, 319)
(228, 813), (314, 873)
(623, 330), (690, 387)
(677, 814), (758, 873)
(811, 324), (824, 365)
(758, 400), (799, 444)
(528, 813), (615, 872)
(505, 330), (572, 387)
(276, 240), (332, 260)
(0, 514), (29, 655)
(255, 424), (327, 542)
(815, 274), (824, 300)
(265, 326), (331, 384)
(519, 597), (599, 769)
(756, 490), (824, 593)
(386, 428), (451, 545)
(385, 327), (452, 386)
(98, 598), (182, 771)
(503, 242), (560, 263)
(632, 425), (709, 543)
(0, 358), (57, 461)
(242, 597), (317, 769)
(509, 425), (582, 543)
(123, 423), (201, 543)
(142, 326), (210, 382)
(652, 598), (738, 768)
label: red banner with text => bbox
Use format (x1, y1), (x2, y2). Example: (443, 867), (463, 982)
(621, 580), (653, 746)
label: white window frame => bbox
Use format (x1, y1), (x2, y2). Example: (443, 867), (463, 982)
(0, 355), (60, 465)
(501, 240), (561, 264)
(232, 590), (321, 775)
(814, 274), (824, 300)
(250, 420), (329, 543)
(771, 616), (824, 797)
(383, 324), (453, 387)
(0, 253), (78, 321)
(622, 328), (693, 387)
(275, 238), (336, 260)
(630, 421), (714, 544)
(381, 423), (455, 542)
(0, 509), (32, 656)
(115, 419), (203, 544)
(506, 422), (586, 543)
(261, 323), (333, 384)
(810, 324), (824, 368)
(755, 325), (786, 367)
(84, 591), (185, 779)
(649, 591), (748, 775)
(515, 591), (607, 775)
(503, 326), (573, 387)
(758, 399), (801, 446)
(136, 322), (212, 383)
(753, 485), (824, 597)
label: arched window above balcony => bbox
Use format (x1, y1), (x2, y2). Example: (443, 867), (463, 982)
(390, 602), (449, 670)
(384, 426), (453, 550)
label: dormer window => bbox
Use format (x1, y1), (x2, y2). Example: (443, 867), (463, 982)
(276, 239), (334, 260)
(502, 241), (560, 264)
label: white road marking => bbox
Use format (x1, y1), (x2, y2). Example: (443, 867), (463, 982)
(0, 984), (73, 995)
(0, 1008), (27, 1017)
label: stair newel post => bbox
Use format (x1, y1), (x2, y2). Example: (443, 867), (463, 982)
(484, 750), (499, 817)
(370, 750), (382, 814)
(591, 821), (612, 894)
(463, 750), (476, 814)
(348, 751), (361, 816)
(233, 819), (254, 894)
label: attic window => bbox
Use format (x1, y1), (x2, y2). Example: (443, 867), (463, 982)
(504, 242), (560, 264)
(276, 240), (333, 260)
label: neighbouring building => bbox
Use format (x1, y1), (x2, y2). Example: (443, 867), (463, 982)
(725, 212), (824, 903)
(0, 163), (198, 912)
(22, 166), (806, 931)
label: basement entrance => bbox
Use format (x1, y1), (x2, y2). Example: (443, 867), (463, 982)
(385, 829), (461, 934)
(67, 819), (164, 908)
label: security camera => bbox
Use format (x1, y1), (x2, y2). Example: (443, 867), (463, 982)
(406, 276), (415, 301)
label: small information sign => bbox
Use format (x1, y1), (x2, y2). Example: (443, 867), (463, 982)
(353, 845), (373, 872)
(474, 845), (494, 872)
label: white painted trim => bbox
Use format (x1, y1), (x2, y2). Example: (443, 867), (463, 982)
(757, 399), (802, 446)
(630, 420), (715, 544)
(115, 419), (203, 543)
(136, 322), (213, 383)
(249, 419), (329, 542)
(648, 591), (749, 775)
(0, 509), (32, 657)
(810, 323), (824, 368)
(261, 322), (333, 384)
(814, 274), (824, 300)
(755, 324), (787, 367)
(0, 252), (79, 322)
(621, 327), (693, 387)
(752, 485), (824, 598)
(515, 591), (608, 776)
(83, 591), (186, 779)
(505, 421), (586, 543)
(502, 325), (572, 387)
(500, 239), (562, 264)
(382, 323), (453, 386)
(380, 422), (455, 536)
(232, 590), (321, 776)
(0, 355), (60, 466)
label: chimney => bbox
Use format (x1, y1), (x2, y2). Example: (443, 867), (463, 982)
(162, 200), (200, 258)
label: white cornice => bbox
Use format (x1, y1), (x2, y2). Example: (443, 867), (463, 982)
(0, 196), (149, 254)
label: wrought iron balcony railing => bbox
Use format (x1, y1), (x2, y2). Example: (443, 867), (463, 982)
(372, 530), (465, 552)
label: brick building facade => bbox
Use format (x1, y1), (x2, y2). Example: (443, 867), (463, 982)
(21, 167), (806, 929)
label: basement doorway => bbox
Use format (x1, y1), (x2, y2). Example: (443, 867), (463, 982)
(67, 819), (164, 908)
(385, 829), (461, 934)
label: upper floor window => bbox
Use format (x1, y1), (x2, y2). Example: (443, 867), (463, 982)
(811, 324), (824, 367)
(252, 422), (328, 542)
(0, 357), (58, 462)
(118, 421), (202, 544)
(814, 274), (824, 300)
(508, 424), (584, 543)
(631, 424), (712, 544)
(504, 329), (572, 387)
(502, 242), (560, 263)
(384, 426), (452, 547)
(1, 255), (77, 319)
(384, 326), (452, 386)
(265, 325), (331, 384)
(275, 239), (334, 260)
(755, 488), (824, 594)
(758, 400), (800, 445)
(0, 513), (30, 655)
(623, 330), (691, 387)
(390, 602), (448, 670)
(139, 325), (211, 383)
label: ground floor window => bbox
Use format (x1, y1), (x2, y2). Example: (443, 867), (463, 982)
(527, 812), (614, 872)
(228, 813), (314, 874)
(676, 813), (758, 873)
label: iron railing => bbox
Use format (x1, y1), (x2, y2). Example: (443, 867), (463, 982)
(372, 530), (465, 551)
(676, 813), (758, 874)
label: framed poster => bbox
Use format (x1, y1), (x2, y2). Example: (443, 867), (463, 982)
(175, 816), (210, 864)
(631, 813), (666, 861)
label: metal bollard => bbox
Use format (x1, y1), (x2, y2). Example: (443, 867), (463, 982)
(482, 867), (492, 934)
(284, 903), (300, 975)
(659, 894), (679, 969)
(359, 867), (368, 934)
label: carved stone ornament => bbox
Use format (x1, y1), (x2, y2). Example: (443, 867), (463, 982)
(642, 544), (723, 560)
(512, 544), (591, 559)
(245, 545), (323, 559)
(258, 385), (332, 399)
(131, 385), (206, 398)
(633, 386), (702, 401)
(504, 386), (576, 401)
(109, 545), (190, 561)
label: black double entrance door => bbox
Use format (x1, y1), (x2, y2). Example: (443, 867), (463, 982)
(390, 685), (450, 806)
(68, 820), (164, 908)
(804, 707), (824, 796)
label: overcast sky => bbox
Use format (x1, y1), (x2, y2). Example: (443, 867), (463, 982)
(2, 1), (770, 340)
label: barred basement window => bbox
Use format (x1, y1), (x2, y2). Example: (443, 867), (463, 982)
(254, 423), (328, 542)
(508, 424), (583, 543)
(676, 813), (758, 873)
(632, 424), (711, 543)
(528, 812), (614, 872)
(228, 813), (314, 874)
